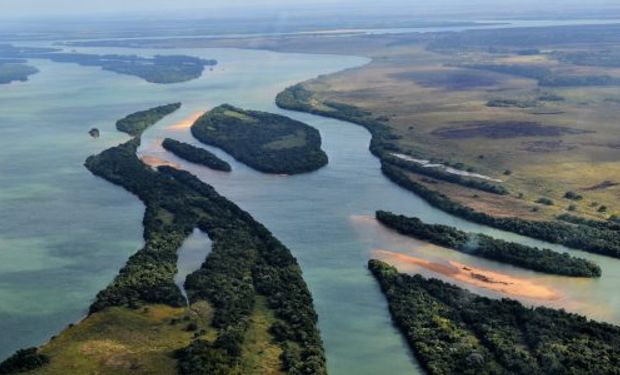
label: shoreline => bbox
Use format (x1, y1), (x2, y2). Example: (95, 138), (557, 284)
(373, 249), (562, 301)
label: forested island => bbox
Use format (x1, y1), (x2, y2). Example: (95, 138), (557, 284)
(376, 211), (601, 277)
(46, 54), (216, 84)
(381, 162), (620, 259)
(0, 106), (325, 374)
(0, 61), (38, 84)
(162, 138), (231, 172)
(191, 104), (328, 174)
(0, 44), (216, 84)
(116, 103), (181, 136)
(369, 260), (620, 375)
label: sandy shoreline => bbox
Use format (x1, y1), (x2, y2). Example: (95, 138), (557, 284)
(166, 111), (205, 131)
(141, 155), (181, 169)
(374, 249), (561, 301)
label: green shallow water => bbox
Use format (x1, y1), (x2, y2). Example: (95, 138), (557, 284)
(1, 43), (620, 375)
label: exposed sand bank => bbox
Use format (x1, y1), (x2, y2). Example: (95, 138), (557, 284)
(141, 155), (180, 169)
(373, 249), (561, 301)
(166, 111), (205, 131)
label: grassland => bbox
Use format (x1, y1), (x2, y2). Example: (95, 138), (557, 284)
(25, 297), (282, 375)
(30, 304), (208, 375)
(274, 28), (620, 222)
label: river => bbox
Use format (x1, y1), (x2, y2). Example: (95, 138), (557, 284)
(0, 40), (619, 374)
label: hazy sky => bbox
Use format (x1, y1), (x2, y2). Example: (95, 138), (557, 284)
(2, 0), (619, 19)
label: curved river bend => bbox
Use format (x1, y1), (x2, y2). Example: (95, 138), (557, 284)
(1, 43), (620, 374)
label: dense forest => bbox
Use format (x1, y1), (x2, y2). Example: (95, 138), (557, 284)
(0, 105), (326, 374)
(376, 211), (601, 277)
(89, 110), (325, 373)
(191, 104), (328, 174)
(0, 348), (48, 374)
(162, 138), (231, 172)
(381, 162), (620, 258)
(369, 259), (620, 375)
(116, 103), (181, 136)
(0, 44), (216, 84)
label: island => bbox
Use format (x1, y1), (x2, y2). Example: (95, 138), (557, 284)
(45, 54), (216, 84)
(0, 61), (38, 84)
(369, 259), (620, 375)
(116, 103), (181, 136)
(161, 138), (231, 172)
(0, 44), (216, 84)
(0, 106), (325, 374)
(88, 128), (100, 138)
(376, 210), (601, 277)
(191, 104), (328, 174)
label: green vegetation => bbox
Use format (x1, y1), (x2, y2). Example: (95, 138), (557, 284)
(535, 197), (554, 206)
(277, 84), (507, 194)
(28, 304), (207, 375)
(563, 191), (583, 201)
(162, 138), (231, 172)
(376, 211), (601, 277)
(381, 162), (620, 258)
(0, 44), (216, 84)
(5, 104), (325, 374)
(116, 103), (181, 136)
(0, 348), (48, 374)
(86, 123), (324, 372)
(386, 154), (508, 195)
(276, 84), (393, 157)
(557, 213), (620, 231)
(46, 54), (216, 84)
(0, 62), (38, 84)
(486, 98), (535, 108)
(369, 260), (620, 375)
(191, 104), (328, 174)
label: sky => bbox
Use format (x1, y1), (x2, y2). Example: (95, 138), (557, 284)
(1, 0), (619, 19)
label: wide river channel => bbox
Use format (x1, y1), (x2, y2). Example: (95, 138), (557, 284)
(1, 38), (619, 374)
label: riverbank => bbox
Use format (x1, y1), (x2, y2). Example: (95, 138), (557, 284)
(373, 249), (561, 300)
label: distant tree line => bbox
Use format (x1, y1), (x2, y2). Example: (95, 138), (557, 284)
(381, 161), (620, 258)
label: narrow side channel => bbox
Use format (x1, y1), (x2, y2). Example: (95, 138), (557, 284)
(174, 228), (213, 303)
